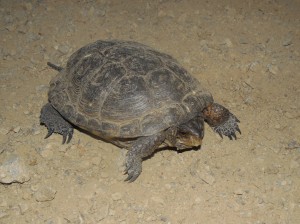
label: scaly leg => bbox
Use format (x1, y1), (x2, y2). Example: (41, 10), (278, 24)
(124, 132), (166, 182)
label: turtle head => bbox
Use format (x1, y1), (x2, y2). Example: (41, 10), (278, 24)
(175, 116), (204, 149)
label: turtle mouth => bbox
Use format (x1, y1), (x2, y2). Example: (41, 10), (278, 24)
(176, 135), (202, 149)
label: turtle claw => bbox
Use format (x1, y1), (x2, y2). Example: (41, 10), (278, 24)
(216, 130), (223, 139)
(124, 152), (142, 183)
(44, 128), (54, 139)
(66, 130), (73, 144)
(236, 127), (241, 135)
(62, 134), (67, 144)
(62, 128), (74, 144)
(233, 133), (237, 140)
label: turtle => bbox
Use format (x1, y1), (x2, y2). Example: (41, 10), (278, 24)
(40, 40), (241, 182)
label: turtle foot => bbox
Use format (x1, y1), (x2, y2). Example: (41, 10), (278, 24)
(124, 151), (142, 183)
(40, 103), (74, 144)
(213, 113), (241, 140)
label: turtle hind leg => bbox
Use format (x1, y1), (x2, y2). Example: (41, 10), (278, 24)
(203, 103), (241, 140)
(40, 103), (74, 144)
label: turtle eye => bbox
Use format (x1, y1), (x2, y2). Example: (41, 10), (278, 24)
(177, 125), (190, 136)
(178, 131), (188, 137)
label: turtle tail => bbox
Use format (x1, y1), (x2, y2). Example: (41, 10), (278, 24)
(47, 62), (63, 72)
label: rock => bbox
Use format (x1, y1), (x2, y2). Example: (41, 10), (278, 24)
(18, 202), (29, 215)
(267, 64), (279, 75)
(13, 126), (21, 133)
(274, 124), (281, 130)
(194, 197), (203, 204)
(0, 154), (30, 184)
(97, 9), (106, 17)
(248, 61), (260, 72)
(234, 188), (244, 195)
(223, 38), (233, 47)
(239, 37), (249, 44)
(56, 44), (70, 55)
(34, 186), (57, 202)
(286, 140), (300, 149)
(0, 211), (9, 219)
(282, 35), (293, 46)
(24, 3), (32, 11)
(151, 196), (165, 205)
(264, 165), (279, 175)
(35, 85), (49, 93)
(0, 128), (9, 135)
(284, 111), (298, 119)
(111, 192), (123, 201)
(240, 210), (252, 217)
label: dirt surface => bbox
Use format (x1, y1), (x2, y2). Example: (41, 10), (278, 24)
(0, 0), (300, 223)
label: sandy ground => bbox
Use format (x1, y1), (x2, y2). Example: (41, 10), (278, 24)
(0, 0), (300, 223)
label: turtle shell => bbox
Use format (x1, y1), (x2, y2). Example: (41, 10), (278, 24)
(48, 40), (213, 138)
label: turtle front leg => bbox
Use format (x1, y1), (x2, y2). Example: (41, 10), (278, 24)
(203, 103), (241, 140)
(124, 132), (166, 182)
(40, 103), (74, 144)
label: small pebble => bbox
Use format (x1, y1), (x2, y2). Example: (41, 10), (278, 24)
(0, 128), (9, 135)
(31, 184), (40, 192)
(57, 44), (70, 55)
(274, 124), (281, 130)
(151, 196), (164, 205)
(267, 64), (279, 75)
(34, 186), (57, 202)
(24, 3), (32, 11)
(282, 36), (293, 46)
(286, 140), (300, 149)
(240, 210), (252, 217)
(18, 202), (29, 215)
(13, 126), (21, 133)
(194, 197), (203, 204)
(111, 192), (123, 201)
(280, 180), (287, 186)
(35, 85), (48, 92)
(234, 188), (244, 195)
(223, 38), (233, 47)
(0, 211), (9, 219)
